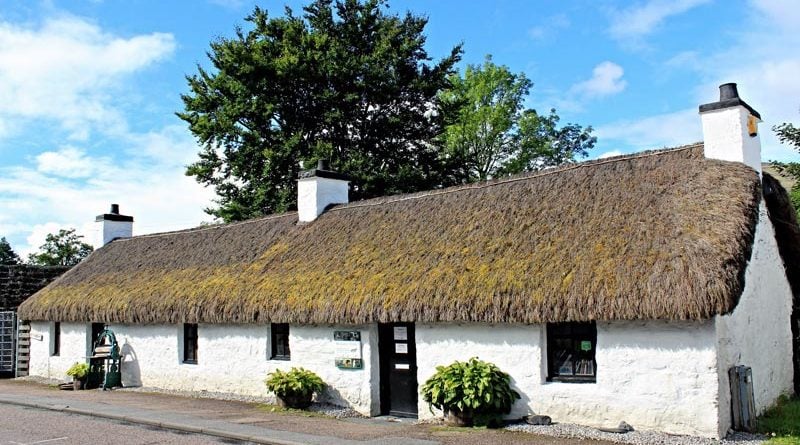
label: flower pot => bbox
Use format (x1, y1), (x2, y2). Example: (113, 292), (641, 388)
(72, 377), (84, 391)
(277, 392), (313, 409)
(444, 408), (474, 427)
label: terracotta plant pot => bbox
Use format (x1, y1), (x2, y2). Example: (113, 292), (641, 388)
(72, 377), (85, 391)
(444, 408), (474, 427)
(277, 392), (313, 409)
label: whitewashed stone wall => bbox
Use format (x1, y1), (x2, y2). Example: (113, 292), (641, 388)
(715, 203), (795, 436)
(28, 322), (90, 379)
(28, 323), (380, 416)
(416, 321), (720, 438)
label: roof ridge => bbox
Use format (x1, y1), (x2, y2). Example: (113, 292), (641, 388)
(111, 211), (298, 242)
(330, 144), (700, 213)
(109, 143), (701, 242)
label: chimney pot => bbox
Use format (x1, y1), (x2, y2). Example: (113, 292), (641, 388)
(317, 159), (329, 171)
(110, 204), (120, 214)
(719, 83), (740, 101)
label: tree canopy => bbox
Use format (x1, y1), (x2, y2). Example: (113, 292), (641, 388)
(438, 57), (595, 183)
(771, 108), (800, 218)
(0, 237), (20, 265)
(180, 0), (596, 222)
(28, 229), (93, 267)
(179, 0), (462, 221)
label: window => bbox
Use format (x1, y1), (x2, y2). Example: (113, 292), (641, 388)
(183, 323), (198, 364)
(547, 322), (596, 383)
(51, 322), (60, 356)
(270, 323), (290, 360)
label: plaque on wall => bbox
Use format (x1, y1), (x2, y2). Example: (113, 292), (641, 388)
(395, 343), (408, 354)
(334, 330), (363, 369)
(393, 326), (408, 340)
(335, 358), (363, 369)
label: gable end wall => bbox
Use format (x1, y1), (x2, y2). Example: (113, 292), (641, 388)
(715, 201), (795, 437)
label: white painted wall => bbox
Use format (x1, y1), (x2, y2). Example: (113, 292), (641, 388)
(99, 220), (133, 246)
(700, 106), (762, 174)
(715, 202), (795, 436)
(28, 323), (380, 416)
(297, 176), (349, 222)
(28, 322), (90, 379)
(416, 321), (720, 438)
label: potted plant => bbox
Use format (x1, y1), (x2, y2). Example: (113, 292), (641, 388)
(66, 362), (90, 390)
(421, 357), (520, 427)
(265, 367), (325, 409)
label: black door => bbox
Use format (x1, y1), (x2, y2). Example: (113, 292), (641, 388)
(379, 323), (418, 417)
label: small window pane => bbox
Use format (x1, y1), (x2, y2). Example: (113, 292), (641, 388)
(51, 322), (60, 357)
(547, 322), (596, 382)
(183, 323), (198, 364)
(271, 323), (290, 360)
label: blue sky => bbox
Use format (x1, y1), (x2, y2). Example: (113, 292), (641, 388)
(1, 0), (799, 257)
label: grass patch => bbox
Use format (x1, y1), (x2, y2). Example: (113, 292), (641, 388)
(255, 403), (327, 418)
(758, 395), (800, 444)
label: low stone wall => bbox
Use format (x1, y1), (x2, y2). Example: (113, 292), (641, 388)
(0, 265), (69, 311)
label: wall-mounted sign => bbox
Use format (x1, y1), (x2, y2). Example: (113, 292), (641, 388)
(31, 333), (43, 341)
(334, 330), (362, 369)
(335, 358), (363, 369)
(393, 326), (407, 341)
(395, 343), (408, 354)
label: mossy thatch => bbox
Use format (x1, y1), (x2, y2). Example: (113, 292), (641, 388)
(19, 144), (764, 324)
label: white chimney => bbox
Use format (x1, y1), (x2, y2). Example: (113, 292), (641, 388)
(95, 204), (133, 246)
(297, 160), (349, 222)
(699, 83), (762, 174)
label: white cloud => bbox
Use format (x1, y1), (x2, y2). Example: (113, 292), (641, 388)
(35, 146), (111, 179)
(595, 108), (700, 149)
(0, 15), (175, 140)
(570, 61), (627, 99)
(609, 0), (711, 42)
(598, 150), (624, 159)
(528, 14), (570, 41)
(0, 125), (215, 257)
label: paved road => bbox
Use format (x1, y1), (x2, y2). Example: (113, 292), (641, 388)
(0, 404), (248, 445)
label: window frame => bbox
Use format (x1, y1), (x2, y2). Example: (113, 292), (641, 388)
(546, 321), (597, 383)
(270, 323), (290, 361)
(51, 322), (61, 357)
(183, 323), (198, 364)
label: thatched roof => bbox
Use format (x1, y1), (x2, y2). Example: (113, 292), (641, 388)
(19, 143), (767, 324)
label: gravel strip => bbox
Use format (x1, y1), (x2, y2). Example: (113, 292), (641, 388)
(506, 422), (766, 445)
(14, 375), (65, 386)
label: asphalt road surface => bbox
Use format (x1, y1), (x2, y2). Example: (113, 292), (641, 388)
(0, 404), (249, 445)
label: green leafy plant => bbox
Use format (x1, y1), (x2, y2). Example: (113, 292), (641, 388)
(265, 368), (325, 400)
(65, 362), (89, 379)
(421, 357), (520, 427)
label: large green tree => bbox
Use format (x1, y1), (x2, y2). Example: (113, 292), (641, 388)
(0, 237), (20, 265)
(438, 57), (596, 183)
(28, 229), (93, 267)
(179, 0), (461, 221)
(772, 109), (800, 218)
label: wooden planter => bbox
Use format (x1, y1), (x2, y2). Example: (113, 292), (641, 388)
(444, 408), (474, 427)
(72, 377), (86, 391)
(276, 392), (313, 409)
